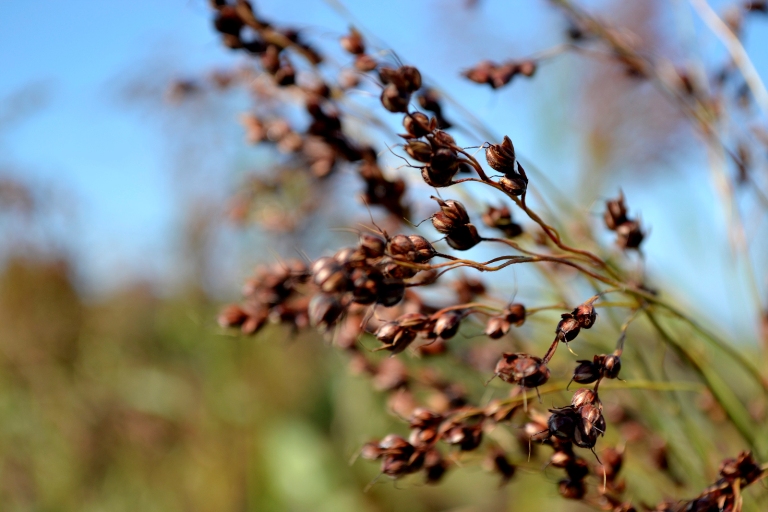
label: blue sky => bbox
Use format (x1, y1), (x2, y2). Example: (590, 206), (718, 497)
(2, 0), (767, 340)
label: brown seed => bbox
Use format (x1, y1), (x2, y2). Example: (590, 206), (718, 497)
(340, 27), (365, 55)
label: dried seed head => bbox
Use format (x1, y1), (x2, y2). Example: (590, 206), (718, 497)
(499, 174), (528, 196)
(376, 277), (405, 307)
(482, 205), (523, 238)
(432, 310), (464, 339)
(432, 129), (456, 147)
(571, 388), (597, 409)
(572, 360), (600, 385)
(387, 234), (416, 260)
(402, 112), (431, 138)
(424, 449), (449, 483)
(572, 302), (597, 329)
(340, 27), (365, 55)
(547, 408), (578, 440)
(601, 354), (622, 379)
(421, 166), (454, 188)
(358, 232), (386, 258)
(396, 312), (431, 330)
(334, 246), (366, 266)
(495, 353), (550, 388)
(381, 83), (411, 113)
(556, 314), (581, 342)
(604, 192), (628, 230)
(616, 220), (645, 250)
(311, 257), (350, 293)
(485, 316), (510, 339)
(485, 136), (517, 173)
(504, 303), (526, 326)
(405, 140), (433, 163)
(408, 234), (436, 262)
(360, 441), (384, 460)
(399, 66), (422, 92)
(446, 224), (482, 251)
(434, 197), (470, 224)
(308, 293), (344, 330)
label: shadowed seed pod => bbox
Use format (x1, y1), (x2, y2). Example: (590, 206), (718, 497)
(308, 293), (344, 330)
(604, 192), (628, 230)
(556, 313), (581, 342)
(376, 277), (405, 307)
(616, 220), (645, 250)
(381, 83), (410, 113)
(405, 141), (433, 163)
(402, 112), (432, 138)
(558, 478), (586, 499)
(482, 205), (523, 238)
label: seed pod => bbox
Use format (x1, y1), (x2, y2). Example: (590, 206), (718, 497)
(482, 205), (523, 238)
(446, 224), (481, 251)
(424, 449), (449, 483)
(565, 457), (590, 480)
(444, 423), (483, 451)
(488, 450), (516, 484)
(381, 83), (410, 113)
(375, 322), (416, 354)
(382, 262), (418, 280)
(550, 450), (574, 468)
(604, 192), (628, 230)
(334, 247), (366, 266)
(387, 234), (416, 260)
(495, 353), (550, 388)
(556, 314), (581, 342)
(499, 175), (528, 196)
(571, 388), (597, 409)
(396, 312), (431, 331)
(432, 310), (464, 339)
(421, 166), (454, 188)
(360, 441), (383, 460)
(408, 234), (436, 262)
(485, 136), (517, 173)
(218, 304), (248, 328)
(572, 302), (597, 329)
(485, 316), (510, 339)
(504, 303), (526, 326)
(558, 479), (586, 500)
(377, 277), (405, 307)
(308, 293), (344, 330)
(311, 257), (350, 293)
(463, 60), (495, 85)
(350, 266), (383, 304)
(399, 66), (422, 92)
(405, 141), (433, 163)
(602, 354), (621, 379)
(358, 233), (386, 258)
(213, 7), (244, 36)
(571, 360), (600, 385)
(402, 112), (431, 138)
(340, 27), (365, 55)
(432, 130), (456, 147)
(616, 220), (645, 250)
(547, 409), (577, 440)
(354, 53), (377, 72)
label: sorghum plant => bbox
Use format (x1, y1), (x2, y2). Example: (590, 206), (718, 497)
(200, 0), (768, 509)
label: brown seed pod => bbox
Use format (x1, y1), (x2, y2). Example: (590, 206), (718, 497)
(485, 316), (510, 339)
(485, 136), (517, 173)
(604, 192), (628, 230)
(354, 53), (377, 72)
(308, 293), (344, 330)
(558, 478), (586, 500)
(402, 112), (432, 138)
(408, 234), (436, 262)
(446, 224), (481, 251)
(405, 140), (433, 163)
(571, 388), (597, 409)
(556, 313), (581, 342)
(340, 27), (365, 55)
(616, 220), (645, 250)
(572, 302), (597, 329)
(431, 310), (464, 339)
(482, 205), (523, 238)
(381, 83), (411, 113)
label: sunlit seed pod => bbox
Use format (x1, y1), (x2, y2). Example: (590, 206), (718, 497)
(381, 83), (411, 113)
(387, 234), (416, 260)
(602, 354), (621, 379)
(485, 135), (517, 173)
(484, 316), (510, 339)
(571, 388), (597, 408)
(358, 233), (386, 258)
(556, 314), (581, 342)
(408, 234), (436, 262)
(572, 302), (597, 329)
(402, 112), (431, 138)
(499, 175), (527, 196)
(432, 311), (463, 340)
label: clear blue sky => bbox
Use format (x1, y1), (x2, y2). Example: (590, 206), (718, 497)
(2, 0), (767, 340)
